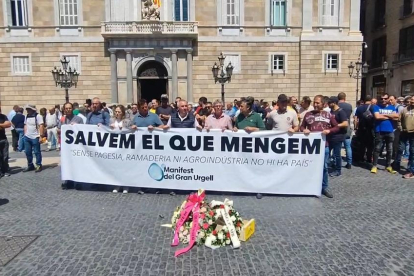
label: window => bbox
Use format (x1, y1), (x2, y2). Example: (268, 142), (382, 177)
(60, 54), (81, 73)
(322, 52), (341, 73)
(326, 54), (338, 70)
(320, 0), (339, 26)
(402, 80), (414, 96)
(10, 0), (28, 26)
(399, 25), (414, 61)
(59, 0), (78, 26)
(174, 0), (189, 21)
(374, 0), (386, 28)
(268, 53), (287, 73)
(225, 0), (239, 25)
(402, 0), (413, 17)
(271, 0), (286, 26)
(223, 53), (241, 74)
(11, 54), (31, 75)
(371, 36), (387, 68)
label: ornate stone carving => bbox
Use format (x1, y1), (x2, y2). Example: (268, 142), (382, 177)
(142, 0), (160, 20)
(140, 68), (159, 77)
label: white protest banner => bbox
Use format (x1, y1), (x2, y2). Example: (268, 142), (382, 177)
(61, 125), (325, 196)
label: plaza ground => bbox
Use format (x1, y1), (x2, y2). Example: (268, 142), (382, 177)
(0, 146), (414, 276)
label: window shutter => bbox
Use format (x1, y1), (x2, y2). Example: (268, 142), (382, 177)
(183, 0), (189, 21)
(6, 0), (12, 25)
(234, 0), (240, 25)
(174, 0), (180, 21)
(222, 0), (227, 25)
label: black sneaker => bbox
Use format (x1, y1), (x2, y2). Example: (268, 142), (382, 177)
(75, 183), (82, 190)
(23, 166), (35, 172)
(35, 165), (42, 173)
(345, 163), (352, 169)
(61, 182), (68, 190)
(322, 189), (334, 198)
(329, 171), (341, 177)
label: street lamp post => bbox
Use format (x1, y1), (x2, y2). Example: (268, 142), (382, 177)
(212, 53), (234, 104)
(51, 56), (80, 103)
(382, 61), (394, 94)
(348, 51), (369, 104)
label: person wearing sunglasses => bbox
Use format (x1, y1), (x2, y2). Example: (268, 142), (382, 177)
(371, 94), (399, 174)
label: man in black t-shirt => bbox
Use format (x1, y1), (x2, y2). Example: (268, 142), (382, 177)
(328, 96), (348, 177)
(338, 92), (353, 169)
(0, 107), (11, 177)
(156, 94), (173, 125)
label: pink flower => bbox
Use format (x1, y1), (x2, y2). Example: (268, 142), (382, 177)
(203, 223), (209, 230)
(209, 211), (214, 216)
(200, 213), (206, 219)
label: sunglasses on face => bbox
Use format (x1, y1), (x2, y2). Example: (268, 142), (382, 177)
(381, 98), (388, 100)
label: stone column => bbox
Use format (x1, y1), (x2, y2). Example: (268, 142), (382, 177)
(171, 49), (178, 100)
(349, 0), (361, 35)
(302, 0), (313, 34)
(126, 50), (133, 104)
(186, 49), (193, 103)
(110, 49), (118, 104)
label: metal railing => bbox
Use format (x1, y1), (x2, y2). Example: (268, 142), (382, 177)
(101, 21), (198, 35)
(393, 50), (414, 64)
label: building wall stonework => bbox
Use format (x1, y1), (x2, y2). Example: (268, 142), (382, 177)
(0, 42), (110, 112)
(300, 41), (361, 101)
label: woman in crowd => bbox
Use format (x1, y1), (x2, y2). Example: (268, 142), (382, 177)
(109, 105), (133, 194)
(233, 98), (265, 133)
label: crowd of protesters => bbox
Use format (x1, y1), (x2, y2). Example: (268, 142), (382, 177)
(1, 91), (413, 199)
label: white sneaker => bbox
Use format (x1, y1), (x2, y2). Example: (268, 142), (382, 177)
(123, 188), (129, 194)
(112, 188), (119, 193)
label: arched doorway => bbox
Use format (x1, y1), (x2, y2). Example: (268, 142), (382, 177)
(137, 61), (168, 102)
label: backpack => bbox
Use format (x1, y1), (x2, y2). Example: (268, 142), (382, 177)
(26, 113), (39, 130)
(362, 104), (373, 120)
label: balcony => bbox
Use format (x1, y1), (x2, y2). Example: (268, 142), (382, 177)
(393, 50), (414, 65)
(101, 21), (198, 38)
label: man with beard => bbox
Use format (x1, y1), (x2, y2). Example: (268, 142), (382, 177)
(300, 95), (339, 198)
(156, 94), (173, 125)
(370, 94), (399, 174)
(393, 95), (414, 177)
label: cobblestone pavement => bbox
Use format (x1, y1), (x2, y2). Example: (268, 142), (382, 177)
(1, 149), (414, 276)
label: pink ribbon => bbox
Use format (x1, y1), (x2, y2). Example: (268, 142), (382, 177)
(171, 191), (205, 257)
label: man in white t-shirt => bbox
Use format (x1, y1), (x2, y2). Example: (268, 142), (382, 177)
(23, 104), (44, 173)
(266, 94), (299, 133)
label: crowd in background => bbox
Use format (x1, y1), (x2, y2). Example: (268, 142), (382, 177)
(1, 90), (413, 199)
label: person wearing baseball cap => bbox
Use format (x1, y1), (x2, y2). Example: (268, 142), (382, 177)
(328, 96), (348, 177)
(23, 104), (44, 173)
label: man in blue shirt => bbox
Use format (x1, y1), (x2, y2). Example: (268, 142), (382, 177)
(371, 94), (399, 174)
(132, 99), (163, 129)
(86, 97), (110, 126)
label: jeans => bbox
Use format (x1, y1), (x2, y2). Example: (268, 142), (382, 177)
(0, 139), (9, 173)
(11, 129), (18, 150)
(24, 136), (42, 167)
(47, 127), (59, 150)
(356, 128), (374, 163)
(343, 138), (352, 165)
(329, 141), (343, 174)
(395, 132), (414, 173)
(322, 147), (329, 191)
(16, 128), (24, 152)
(393, 129), (401, 160)
(373, 132), (394, 167)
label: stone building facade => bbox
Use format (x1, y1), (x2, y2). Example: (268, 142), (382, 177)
(363, 0), (414, 99)
(0, 0), (363, 113)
